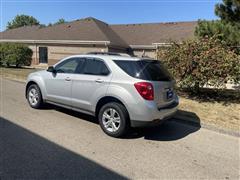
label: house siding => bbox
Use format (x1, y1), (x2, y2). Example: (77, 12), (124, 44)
(28, 44), (108, 66)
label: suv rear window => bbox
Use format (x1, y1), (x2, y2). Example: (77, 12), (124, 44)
(114, 60), (173, 81)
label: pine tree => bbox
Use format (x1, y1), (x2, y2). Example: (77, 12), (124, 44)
(7, 14), (40, 29)
(195, 0), (240, 52)
(215, 0), (240, 24)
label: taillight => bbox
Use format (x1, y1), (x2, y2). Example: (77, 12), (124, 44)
(134, 82), (154, 100)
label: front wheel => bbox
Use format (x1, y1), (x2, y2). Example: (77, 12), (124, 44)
(98, 102), (129, 138)
(27, 84), (44, 109)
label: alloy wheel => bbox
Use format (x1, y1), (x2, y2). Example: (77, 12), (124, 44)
(28, 88), (39, 106)
(102, 108), (121, 132)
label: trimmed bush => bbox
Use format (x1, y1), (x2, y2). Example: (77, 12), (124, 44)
(157, 37), (240, 93)
(0, 43), (33, 67)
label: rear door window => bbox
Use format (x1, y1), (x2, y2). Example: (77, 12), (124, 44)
(114, 60), (173, 81)
(82, 58), (110, 76)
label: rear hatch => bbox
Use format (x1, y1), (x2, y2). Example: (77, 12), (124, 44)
(114, 59), (175, 108)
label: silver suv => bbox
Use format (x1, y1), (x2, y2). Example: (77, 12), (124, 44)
(26, 53), (178, 137)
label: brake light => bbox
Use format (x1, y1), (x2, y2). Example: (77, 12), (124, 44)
(134, 82), (154, 100)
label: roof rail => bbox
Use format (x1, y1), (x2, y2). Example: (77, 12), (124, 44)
(87, 52), (131, 57)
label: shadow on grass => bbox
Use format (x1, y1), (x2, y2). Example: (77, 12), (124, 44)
(178, 88), (240, 106)
(0, 116), (127, 179)
(42, 104), (201, 142)
(174, 109), (201, 126)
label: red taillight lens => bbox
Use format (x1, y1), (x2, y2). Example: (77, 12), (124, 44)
(134, 82), (154, 100)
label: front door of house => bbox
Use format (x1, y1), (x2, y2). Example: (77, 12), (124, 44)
(39, 47), (48, 64)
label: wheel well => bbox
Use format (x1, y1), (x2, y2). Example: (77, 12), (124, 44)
(25, 81), (37, 98)
(95, 96), (128, 117)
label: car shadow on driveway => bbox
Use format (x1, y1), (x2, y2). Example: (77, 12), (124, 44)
(132, 120), (201, 141)
(140, 109), (201, 141)
(49, 105), (201, 141)
(0, 116), (127, 179)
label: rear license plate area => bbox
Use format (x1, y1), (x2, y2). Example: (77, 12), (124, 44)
(166, 89), (173, 99)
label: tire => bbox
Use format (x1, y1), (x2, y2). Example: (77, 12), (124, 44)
(98, 102), (129, 138)
(27, 84), (44, 109)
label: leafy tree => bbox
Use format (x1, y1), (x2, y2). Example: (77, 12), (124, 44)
(7, 14), (40, 29)
(54, 18), (67, 25)
(157, 37), (240, 93)
(47, 18), (67, 26)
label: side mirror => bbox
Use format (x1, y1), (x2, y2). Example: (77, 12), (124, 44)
(47, 66), (56, 73)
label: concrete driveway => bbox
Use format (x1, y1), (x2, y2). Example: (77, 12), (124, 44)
(0, 79), (239, 179)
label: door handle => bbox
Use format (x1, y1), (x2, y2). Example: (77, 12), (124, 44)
(95, 79), (104, 83)
(65, 77), (71, 81)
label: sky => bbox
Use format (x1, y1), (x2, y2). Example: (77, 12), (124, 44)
(1, 0), (221, 31)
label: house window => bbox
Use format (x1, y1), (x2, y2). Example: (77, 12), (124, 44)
(39, 47), (48, 64)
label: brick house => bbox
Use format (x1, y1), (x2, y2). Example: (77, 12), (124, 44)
(0, 17), (197, 66)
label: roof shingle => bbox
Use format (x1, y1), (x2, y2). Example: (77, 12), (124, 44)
(111, 21), (197, 45)
(0, 17), (197, 47)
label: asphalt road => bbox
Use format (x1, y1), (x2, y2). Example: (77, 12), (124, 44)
(0, 78), (239, 179)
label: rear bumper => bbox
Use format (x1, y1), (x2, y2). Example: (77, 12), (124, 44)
(130, 97), (179, 127)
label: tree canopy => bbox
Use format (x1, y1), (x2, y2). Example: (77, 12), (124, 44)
(54, 18), (67, 25)
(7, 14), (40, 29)
(215, 0), (240, 24)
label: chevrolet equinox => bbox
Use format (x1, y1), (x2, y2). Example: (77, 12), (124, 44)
(26, 53), (178, 137)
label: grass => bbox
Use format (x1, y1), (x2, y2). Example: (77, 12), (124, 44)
(178, 97), (239, 132)
(1, 67), (239, 132)
(0, 67), (38, 81)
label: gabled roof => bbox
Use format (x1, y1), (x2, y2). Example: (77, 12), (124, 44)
(0, 17), (128, 47)
(111, 21), (197, 45)
(0, 17), (197, 47)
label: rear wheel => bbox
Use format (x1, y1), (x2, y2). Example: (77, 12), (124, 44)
(27, 84), (44, 109)
(98, 102), (129, 138)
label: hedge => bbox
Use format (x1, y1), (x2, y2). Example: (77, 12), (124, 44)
(157, 37), (240, 94)
(0, 43), (33, 67)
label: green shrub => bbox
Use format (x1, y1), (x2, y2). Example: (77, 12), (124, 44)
(157, 37), (240, 93)
(0, 43), (33, 67)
